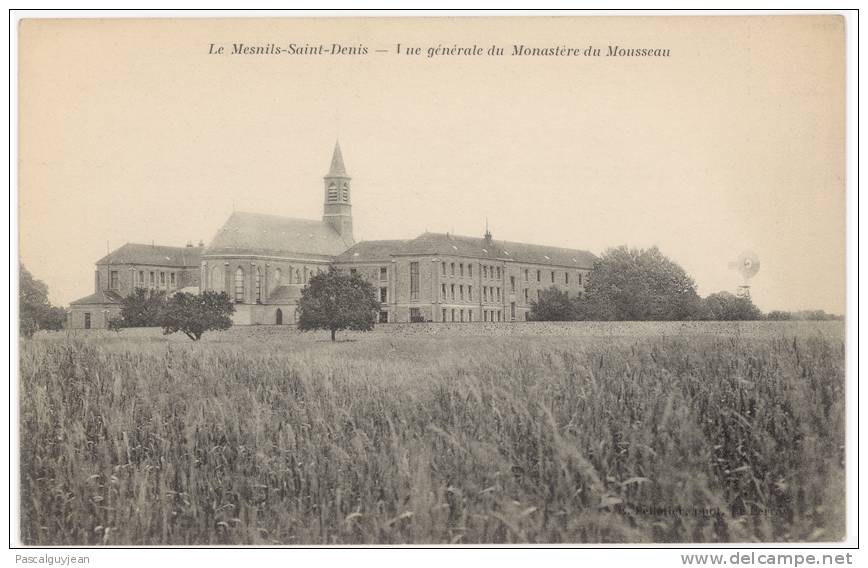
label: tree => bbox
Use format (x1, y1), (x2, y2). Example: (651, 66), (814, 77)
(119, 288), (167, 327)
(703, 291), (763, 321)
(19, 264), (67, 337)
(297, 266), (380, 341)
(528, 286), (580, 321)
(581, 246), (702, 321)
(160, 291), (234, 341)
(107, 315), (126, 334)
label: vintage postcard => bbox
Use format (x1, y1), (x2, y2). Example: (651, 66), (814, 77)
(14, 13), (851, 553)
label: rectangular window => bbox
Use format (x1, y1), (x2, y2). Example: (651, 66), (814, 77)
(459, 285), (464, 301)
(565, 272), (569, 285)
(511, 302), (516, 319)
(451, 283), (455, 300)
(409, 262), (419, 300)
(551, 271), (555, 283)
(138, 270), (144, 286)
(497, 267), (502, 279)
(442, 308), (446, 322)
(497, 287), (501, 302)
(171, 272), (176, 287)
(524, 268), (529, 281)
(468, 286), (473, 301)
(468, 264), (473, 278)
(536, 270), (541, 282)
(380, 287), (388, 303)
(380, 267), (388, 281)
(160, 271), (166, 286)
(109, 270), (118, 290)
(451, 263), (455, 276)
(484, 310), (488, 322)
(410, 307), (423, 322)
(468, 310), (473, 322)
(578, 272), (583, 285)
(451, 309), (456, 322)
(524, 289), (529, 302)
(84, 312), (91, 329)
(460, 309), (464, 322)
(537, 289), (541, 300)
(510, 276), (515, 293)
(483, 287), (488, 302)
(483, 266), (488, 279)
(441, 283), (447, 300)
(149, 271), (155, 287)
(379, 310), (389, 323)
(460, 263), (464, 277)
(442, 262), (446, 275)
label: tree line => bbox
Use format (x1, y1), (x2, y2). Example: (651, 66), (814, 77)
(527, 246), (842, 322)
(20, 248), (841, 341)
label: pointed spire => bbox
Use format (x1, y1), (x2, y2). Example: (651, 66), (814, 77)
(327, 141), (347, 176)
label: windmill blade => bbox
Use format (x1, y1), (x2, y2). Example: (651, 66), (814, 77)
(737, 251), (760, 279)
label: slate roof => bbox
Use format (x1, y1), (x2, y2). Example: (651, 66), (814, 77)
(97, 243), (202, 267)
(334, 240), (411, 262)
(204, 211), (352, 258)
(335, 232), (596, 269)
(69, 289), (123, 306)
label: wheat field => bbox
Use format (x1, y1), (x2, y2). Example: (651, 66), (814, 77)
(18, 322), (845, 545)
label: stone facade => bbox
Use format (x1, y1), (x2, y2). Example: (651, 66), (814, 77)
(68, 243), (203, 329)
(70, 143), (595, 328)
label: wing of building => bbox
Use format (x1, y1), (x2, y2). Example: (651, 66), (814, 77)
(68, 143), (596, 328)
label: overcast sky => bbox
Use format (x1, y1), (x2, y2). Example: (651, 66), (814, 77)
(18, 16), (845, 313)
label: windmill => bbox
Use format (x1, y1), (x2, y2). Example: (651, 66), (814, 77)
(728, 251), (760, 299)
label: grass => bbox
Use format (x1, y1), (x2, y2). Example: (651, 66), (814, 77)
(18, 322), (845, 544)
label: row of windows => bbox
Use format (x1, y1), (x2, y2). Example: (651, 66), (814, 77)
(118, 269), (178, 291)
(435, 261), (587, 286)
(522, 268), (587, 286)
(482, 265), (501, 280)
(441, 261), (475, 278)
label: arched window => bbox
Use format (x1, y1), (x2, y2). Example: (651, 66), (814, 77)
(276, 308), (283, 325)
(341, 182), (349, 202)
(328, 183), (338, 202)
(255, 267), (262, 303)
(273, 268), (282, 286)
(234, 267), (244, 303)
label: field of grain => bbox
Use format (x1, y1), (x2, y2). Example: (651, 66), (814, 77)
(19, 322), (845, 544)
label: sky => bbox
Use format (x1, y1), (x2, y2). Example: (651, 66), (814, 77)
(18, 16), (846, 313)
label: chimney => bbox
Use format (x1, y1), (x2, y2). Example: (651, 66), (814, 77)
(94, 269), (101, 292)
(186, 240), (193, 248)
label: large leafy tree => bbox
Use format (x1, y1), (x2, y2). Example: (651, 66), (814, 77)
(160, 291), (234, 341)
(19, 264), (66, 337)
(582, 246), (702, 321)
(528, 286), (580, 321)
(702, 291), (763, 321)
(119, 288), (167, 327)
(297, 266), (380, 341)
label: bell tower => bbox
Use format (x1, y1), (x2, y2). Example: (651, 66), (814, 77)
(323, 141), (354, 243)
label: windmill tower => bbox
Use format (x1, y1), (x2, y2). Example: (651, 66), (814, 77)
(728, 251), (761, 299)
